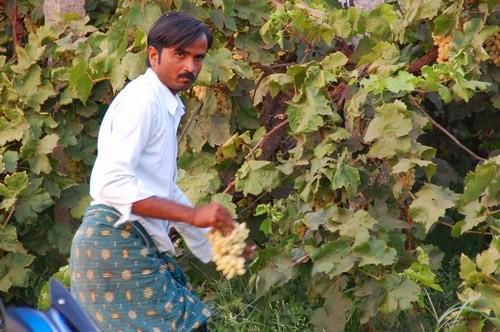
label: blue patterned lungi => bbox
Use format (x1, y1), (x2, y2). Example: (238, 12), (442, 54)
(70, 204), (211, 331)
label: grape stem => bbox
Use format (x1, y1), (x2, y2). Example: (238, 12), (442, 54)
(408, 94), (486, 162)
(177, 100), (204, 143)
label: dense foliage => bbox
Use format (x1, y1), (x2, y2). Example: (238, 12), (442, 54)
(0, 0), (498, 330)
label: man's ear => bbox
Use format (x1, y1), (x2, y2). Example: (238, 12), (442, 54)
(147, 46), (159, 67)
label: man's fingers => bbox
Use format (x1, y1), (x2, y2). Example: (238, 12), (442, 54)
(242, 245), (256, 258)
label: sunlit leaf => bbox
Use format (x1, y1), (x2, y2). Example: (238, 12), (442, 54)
(235, 160), (282, 196)
(409, 183), (459, 232)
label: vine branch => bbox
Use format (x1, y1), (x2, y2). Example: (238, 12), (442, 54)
(437, 220), (492, 236)
(408, 94), (486, 162)
(177, 100), (204, 143)
(245, 119), (289, 161)
(223, 119), (290, 194)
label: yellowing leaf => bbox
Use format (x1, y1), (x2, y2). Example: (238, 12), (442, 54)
(0, 225), (28, 254)
(331, 149), (360, 196)
(476, 247), (500, 276)
(0, 172), (29, 210)
(200, 48), (253, 85)
(235, 160), (282, 196)
(409, 183), (459, 232)
(379, 275), (420, 314)
(364, 101), (412, 158)
(287, 87), (332, 134)
(0, 108), (29, 146)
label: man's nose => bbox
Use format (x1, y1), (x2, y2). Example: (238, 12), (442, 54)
(183, 58), (196, 72)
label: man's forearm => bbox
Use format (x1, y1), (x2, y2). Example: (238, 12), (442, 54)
(132, 196), (235, 232)
(131, 196), (194, 224)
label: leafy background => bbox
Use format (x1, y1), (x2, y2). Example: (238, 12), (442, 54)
(0, 0), (498, 331)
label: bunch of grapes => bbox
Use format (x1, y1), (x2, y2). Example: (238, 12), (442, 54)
(191, 85), (206, 101)
(66, 159), (86, 183)
(485, 32), (500, 66)
(432, 34), (453, 64)
(206, 222), (249, 279)
(214, 84), (231, 115)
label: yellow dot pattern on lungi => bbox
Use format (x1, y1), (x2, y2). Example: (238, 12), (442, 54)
(104, 291), (114, 302)
(122, 248), (129, 259)
(71, 208), (211, 331)
(101, 249), (111, 260)
(143, 287), (154, 299)
(128, 310), (137, 319)
(86, 247), (92, 259)
(122, 269), (132, 280)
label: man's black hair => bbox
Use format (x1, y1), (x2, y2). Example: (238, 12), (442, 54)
(146, 12), (213, 67)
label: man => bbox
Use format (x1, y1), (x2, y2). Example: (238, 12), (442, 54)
(70, 12), (235, 331)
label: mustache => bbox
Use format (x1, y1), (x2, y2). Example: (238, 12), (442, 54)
(178, 72), (196, 81)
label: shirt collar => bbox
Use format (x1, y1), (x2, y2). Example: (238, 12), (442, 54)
(145, 68), (185, 116)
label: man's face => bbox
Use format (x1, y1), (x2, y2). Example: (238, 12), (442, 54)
(148, 34), (208, 95)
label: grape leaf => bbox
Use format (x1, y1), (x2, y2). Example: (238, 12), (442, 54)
(409, 184), (459, 232)
(0, 225), (28, 253)
(0, 253), (35, 292)
(0, 108), (28, 146)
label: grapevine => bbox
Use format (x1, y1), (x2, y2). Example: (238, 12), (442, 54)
(432, 34), (453, 64)
(484, 31), (500, 66)
(192, 85), (207, 101)
(206, 222), (249, 279)
(66, 159), (86, 183)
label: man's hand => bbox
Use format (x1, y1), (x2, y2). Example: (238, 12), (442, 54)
(191, 203), (235, 234)
(242, 244), (257, 258)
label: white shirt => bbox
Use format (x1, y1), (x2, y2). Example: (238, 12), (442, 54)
(89, 68), (212, 263)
